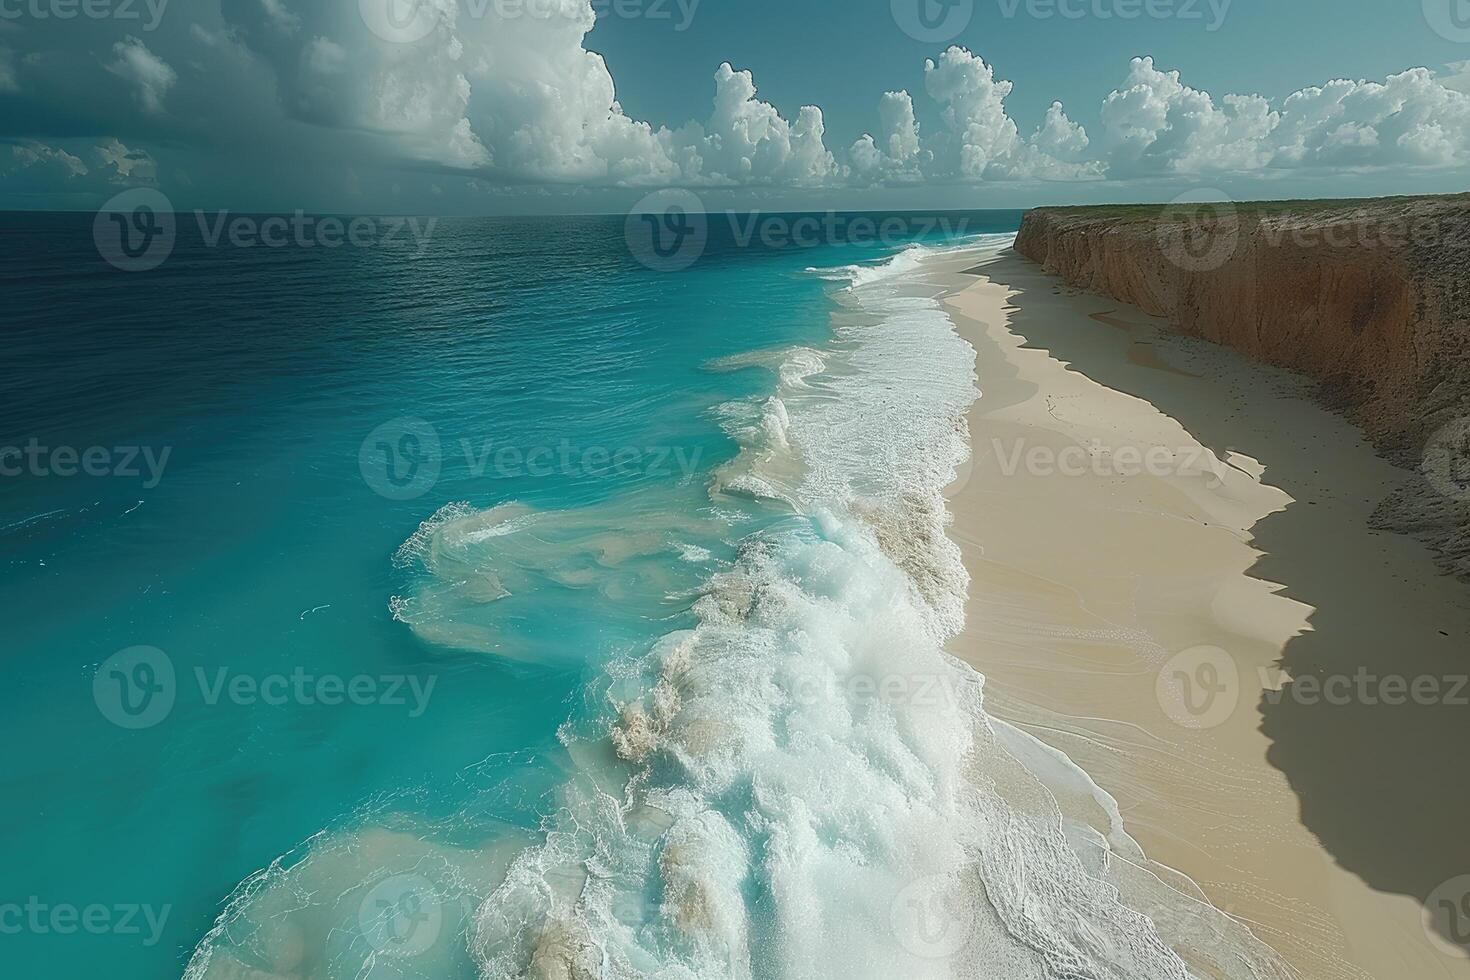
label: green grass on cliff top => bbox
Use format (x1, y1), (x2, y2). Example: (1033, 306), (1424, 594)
(1030, 193), (1470, 220)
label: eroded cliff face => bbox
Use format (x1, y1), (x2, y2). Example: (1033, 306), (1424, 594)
(1014, 197), (1470, 576)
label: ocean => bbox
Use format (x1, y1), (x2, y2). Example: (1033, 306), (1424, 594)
(1, 209), (1277, 979)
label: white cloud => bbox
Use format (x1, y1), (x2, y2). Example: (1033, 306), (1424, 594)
(218, 3), (843, 187)
(1270, 68), (1470, 169)
(0, 138), (159, 200)
(93, 138), (158, 184)
(4, 141), (88, 180)
(1032, 102), (1091, 162)
(671, 63), (841, 185)
(924, 47), (1024, 179)
(850, 91), (926, 182)
(107, 36), (177, 116)
(7, 2), (1469, 206)
(1100, 56), (1470, 175)
(220, 2), (490, 168)
(1099, 57), (1277, 175)
(887, 48), (1100, 182)
(1443, 61), (1470, 95)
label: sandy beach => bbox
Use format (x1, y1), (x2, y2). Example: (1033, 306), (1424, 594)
(922, 243), (1470, 980)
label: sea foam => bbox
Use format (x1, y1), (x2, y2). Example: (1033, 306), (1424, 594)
(185, 239), (1291, 980)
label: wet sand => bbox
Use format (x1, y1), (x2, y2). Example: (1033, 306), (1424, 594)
(925, 244), (1470, 979)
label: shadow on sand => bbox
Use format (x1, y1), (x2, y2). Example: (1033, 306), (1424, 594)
(972, 252), (1470, 948)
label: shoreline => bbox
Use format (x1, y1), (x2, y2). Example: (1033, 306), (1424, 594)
(922, 242), (1470, 979)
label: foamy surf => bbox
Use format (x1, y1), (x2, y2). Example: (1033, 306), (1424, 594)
(184, 239), (1291, 980)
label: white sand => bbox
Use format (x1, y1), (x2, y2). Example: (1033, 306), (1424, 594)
(923, 244), (1470, 980)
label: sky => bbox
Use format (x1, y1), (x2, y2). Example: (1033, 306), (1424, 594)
(1, 0), (1468, 213)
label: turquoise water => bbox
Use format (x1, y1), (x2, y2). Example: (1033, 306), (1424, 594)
(2, 210), (1289, 979)
(0, 212), (979, 976)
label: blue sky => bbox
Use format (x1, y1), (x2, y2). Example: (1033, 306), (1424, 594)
(1, 0), (1468, 212)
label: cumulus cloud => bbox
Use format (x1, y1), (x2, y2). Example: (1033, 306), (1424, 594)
(216, 2), (842, 187)
(671, 63), (841, 185)
(1099, 56), (1470, 175)
(923, 47), (1026, 178)
(218, 0), (490, 168)
(4, 0), (1469, 208)
(846, 48), (1099, 182)
(93, 138), (159, 184)
(850, 91), (927, 181)
(1270, 68), (1470, 168)
(107, 36), (177, 116)
(849, 48), (1099, 183)
(3, 141), (88, 181)
(0, 138), (158, 200)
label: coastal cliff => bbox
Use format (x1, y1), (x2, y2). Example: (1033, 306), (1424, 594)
(1014, 195), (1470, 576)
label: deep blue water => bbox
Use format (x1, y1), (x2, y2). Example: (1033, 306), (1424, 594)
(0, 209), (1023, 978)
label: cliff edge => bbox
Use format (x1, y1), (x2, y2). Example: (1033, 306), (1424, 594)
(1014, 195), (1470, 577)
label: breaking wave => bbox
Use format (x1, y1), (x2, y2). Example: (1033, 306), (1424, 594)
(184, 240), (1291, 980)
